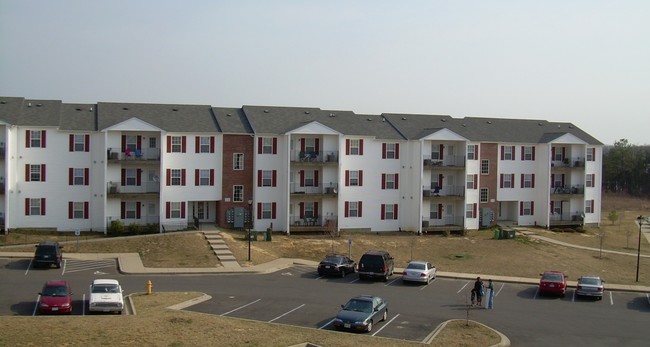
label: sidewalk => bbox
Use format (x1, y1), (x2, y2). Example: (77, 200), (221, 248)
(2, 227), (650, 293)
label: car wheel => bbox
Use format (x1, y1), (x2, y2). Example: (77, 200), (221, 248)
(366, 320), (373, 332)
(340, 269), (346, 278)
(381, 310), (387, 322)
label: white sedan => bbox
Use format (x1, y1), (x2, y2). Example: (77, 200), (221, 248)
(89, 279), (124, 314)
(402, 260), (436, 284)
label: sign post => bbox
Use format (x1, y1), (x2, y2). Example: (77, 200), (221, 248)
(348, 239), (352, 258)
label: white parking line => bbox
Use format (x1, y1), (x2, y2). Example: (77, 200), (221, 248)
(348, 278), (360, 284)
(457, 281), (470, 294)
(646, 293), (650, 305)
(25, 259), (33, 276)
(319, 318), (336, 330)
(268, 304), (305, 322)
(371, 313), (399, 336)
(32, 295), (40, 316)
(385, 277), (401, 286)
(609, 291), (614, 305)
(419, 278), (437, 291)
(533, 288), (539, 300)
(495, 283), (505, 297)
(82, 293), (86, 316)
(219, 299), (261, 316)
(572, 290), (576, 302)
(61, 259), (67, 275)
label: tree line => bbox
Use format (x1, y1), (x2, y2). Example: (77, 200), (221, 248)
(603, 139), (650, 198)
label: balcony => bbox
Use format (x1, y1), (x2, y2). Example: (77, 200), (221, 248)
(550, 185), (584, 196)
(422, 185), (465, 200)
(107, 181), (160, 199)
(551, 157), (585, 170)
(549, 211), (585, 227)
(423, 155), (466, 169)
(290, 215), (338, 234)
(290, 183), (339, 197)
(421, 215), (464, 233)
(108, 148), (161, 163)
(290, 150), (339, 165)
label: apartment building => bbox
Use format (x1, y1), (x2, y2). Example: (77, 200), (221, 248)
(0, 96), (602, 234)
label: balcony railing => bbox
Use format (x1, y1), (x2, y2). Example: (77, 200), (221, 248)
(107, 181), (160, 195)
(552, 157), (585, 168)
(290, 183), (338, 195)
(423, 155), (466, 168)
(422, 215), (464, 228)
(550, 211), (584, 225)
(290, 150), (339, 163)
(108, 148), (161, 161)
(423, 185), (465, 197)
(550, 185), (584, 195)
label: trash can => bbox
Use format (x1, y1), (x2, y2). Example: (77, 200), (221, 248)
(506, 229), (516, 239)
(265, 228), (272, 241)
(493, 228), (503, 240)
(247, 231), (257, 241)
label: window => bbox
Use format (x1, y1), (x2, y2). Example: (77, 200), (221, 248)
(520, 201), (534, 216)
(233, 185), (244, 202)
(381, 204), (398, 220)
(465, 203), (476, 218)
(302, 202), (315, 218)
(262, 170), (274, 187)
(27, 130), (46, 148)
(170, 169), (182, 186)
(233, 153), (244, 170)
(481, 159), (489, 175)
(124, 135), (137, 152)
(382, 174), (398, 189)
(552, 147), (564, 161)
(585, 200), (595, 213)
(551, 200), (562, 215)
(431, 144), (441, 160)
(467, 145), (478, 160)
(303, 171), (315, 187)
(586, 174), (595, 188)
(196, 136), (213, 153)
(466, 174), (478, 189)
(261, 203), (273, 219)
(262, 137), (274, 154)
(149, 137), (157, 148)
(346, 139), (363, 155)
(70, 201), (87, 219)
(26, 198), (45, 216)
(501, 174), (514, 188)
(501, 146), (514, 160)
(169, 202), (181, 219)
(522, 146), (535, 161)
(70, 134), (88, 152)
(27, 164), (45, 182)
(125, 169), (138, 186)
(73, 168), (85, 185)
(586, 148), (595, 162)
(382, 143), (398, 159)
(522, 174), (535, 188)
(197, 169), (212, 186)
(169, 136), (184, 153)
(345, 201), (361, 217)
(480, 188), (489, 203)
(430, 203), (440, 219)
(346, 170), (363, 186)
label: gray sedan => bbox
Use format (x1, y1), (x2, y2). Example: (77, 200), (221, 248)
(576, 276), (605, 299)
(402, 260), (436, 284)
(333, 295), (388, 332)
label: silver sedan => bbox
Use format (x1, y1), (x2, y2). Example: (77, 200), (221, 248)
(402, 260), (436, 284)
(576, 275), (605, 299)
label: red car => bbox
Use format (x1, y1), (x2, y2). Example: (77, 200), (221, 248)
(38, 280), (73, 314)
(539, 271), (568, 297)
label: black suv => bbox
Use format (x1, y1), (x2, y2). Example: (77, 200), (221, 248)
(33, 241), (63, 268)
(357, 250), (394, 281)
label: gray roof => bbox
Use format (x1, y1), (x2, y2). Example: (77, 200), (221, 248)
(212, 107), (252, 134)
(96, 102), (218, 132)
(59, 103), (97, 131)
(0, 96), (25, 124)
(17, 99), (62, 127)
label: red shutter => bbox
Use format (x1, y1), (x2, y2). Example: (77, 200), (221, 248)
(500, 146), (504, 160)
(166, 136), (171, 153)
(299, 202), (304, 219)
(439, 144), (444, 160)
(395, 143), (400, 159)
(41, 164), (46, 182)
(122, 135), (127, 152)
(272, 170), (277, 187)
(562, 147), (566, 160)
(300, 138), (305, 152)
(532, 147), (535, 160)
(345, 170), (349, 186)
(382, 143), (387, 159)
(210, 136), (215, 153)
(344, 201), (349, 217)
(69, 134), (74, 152)
(272, 138), (277, 154)
(550, 201), (555, 212)
(313, 170), (318, 188)
(552, 147), (556, 159)
(41, 198), (46, 215)
(359, 139), (364, 155)
(473, 203), (477, 218)
(136, 169), (142, 186)
(195, 169), (200, 186)
(315, 138), (320, 153)
(474, 145), (479, 159)
(438, 174), (444, 188)
(68, 202), (73, 219)
(394, 205), (398, 219)
(473, 174), (478, 189)
(381, 174), (386, 189)
(438, 204), (443, 219)
(195, 136), (200, 153)
(272, 202), (277, 219)
(258, 138), (263, 154)
(520, 174), (524, 188)
(519, 202), (523, 216)
(181, 136), (186, 153)
(300, 170), (305, 187)
(359, 171), (363, 186)
(257, 203), (262, 220)
(345, 139), (350, 155)
(165, 202), (170, 218)
(42, 131), (46, 148)
(69, 168), (73, 185)
(121, 202), (126, 219)
(532, 174), (535, 188)
(314, 202), (319, 218)
(531, 201), (535, 215)
(358, 201), (362, 217)
(85, 168), (89, 185)
(166, 169), (170, 186)
(136, 203), (141, 219)
(122, 169), (126, 186)
(25, 198), (30, 215)
(181, 169), (186, 186)
(551, 174), (555, 188)
(511, 146), (515, 160)
(181, 202), (186, 219)
(381, 204), (385, 220)
(25, 164), (30, 182)
(395, 173), (399, 189)
(210, 169), (214, 185)
(84, 201), (89, 219)
(257, 170), (262, 187)
(26, 130), (31, 148)
(521, 146), (524, 160)
(136, 136), (141, 150)
(500, 174), (503, 188)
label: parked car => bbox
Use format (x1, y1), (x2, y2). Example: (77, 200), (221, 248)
(539, 271), (568, 296)
(402, 260), (436, 284)
(89, 279), (124, 314)
(357, 250), (394, 281)
(576, 275), (605, 299)
(38, 280), (73, 314)
(317, 254), (356, 277)
(33, 241), (63, 268)
(332, 295), (388, 333)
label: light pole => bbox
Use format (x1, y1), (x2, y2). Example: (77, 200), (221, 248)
(248, 200), (253, 262)
(636, 215), (645, 282)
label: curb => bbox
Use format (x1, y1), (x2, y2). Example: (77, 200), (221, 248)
(426, 319), (510, 347)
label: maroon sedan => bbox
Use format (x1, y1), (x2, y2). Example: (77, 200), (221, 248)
(38, 280), (73, 314)
(539, 271), (568, 297)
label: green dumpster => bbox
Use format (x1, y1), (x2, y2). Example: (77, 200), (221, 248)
(506, 229), (516, 239)
(493, 228), (502, 240)
(265, 228), (272, 241)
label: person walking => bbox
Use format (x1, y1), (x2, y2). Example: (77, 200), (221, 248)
(472, 277), (484, 306)
(485, 279), (495, 309)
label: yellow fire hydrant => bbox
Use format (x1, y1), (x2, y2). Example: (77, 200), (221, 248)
(146, 280), (153, 295)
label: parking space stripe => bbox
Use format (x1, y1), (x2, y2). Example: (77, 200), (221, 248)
(371, 313), (399, 336)
(25, 259), (33, 276)
(457, 281), (470, 294)
(61, 259), (67, 275)
(495, 283), (505, 297)
(32, 295), (40, 316)
(219, 299), (261, 316)
(268, 304), (305, 323)
(646, 293), (650, 305)
(385, 277), (401, 286)
(609, 291), (614, 305)
(319, 318), (335, 330)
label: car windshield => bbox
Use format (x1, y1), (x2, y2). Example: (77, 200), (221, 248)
(406, 263), (426, 270)
(324, 256), (343, 264)
(37, 245), (56, 254)
(580, 278), (601, 285)
(344, 299), (372, 313)
(92, 284), (120, 293)
(543, 273), (563, 281)
(43, 285), (68, 297)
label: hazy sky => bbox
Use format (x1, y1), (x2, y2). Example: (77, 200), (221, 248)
(1, 1), (648, 145)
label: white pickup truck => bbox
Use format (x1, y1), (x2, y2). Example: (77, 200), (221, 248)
(89, 279), (124, 314)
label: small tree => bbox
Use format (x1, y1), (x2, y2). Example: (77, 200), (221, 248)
(325, 219), (339, 253)
(607, 210), (619, 225)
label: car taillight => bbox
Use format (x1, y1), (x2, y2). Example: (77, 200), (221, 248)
(420, 273), (426, 277)
(382, 266), (387, 272)
(597, 288), (603, 292)
(577, 285), (582, 290)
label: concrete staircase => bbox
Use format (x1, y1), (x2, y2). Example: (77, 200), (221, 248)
(203, 230), (241, 270)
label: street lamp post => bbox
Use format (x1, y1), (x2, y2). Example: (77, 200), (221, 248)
(636, 215), (645, 282)
(248, 200), (253, 262)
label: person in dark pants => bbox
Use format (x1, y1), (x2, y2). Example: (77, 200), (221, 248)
(471, 277), (484, 306)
